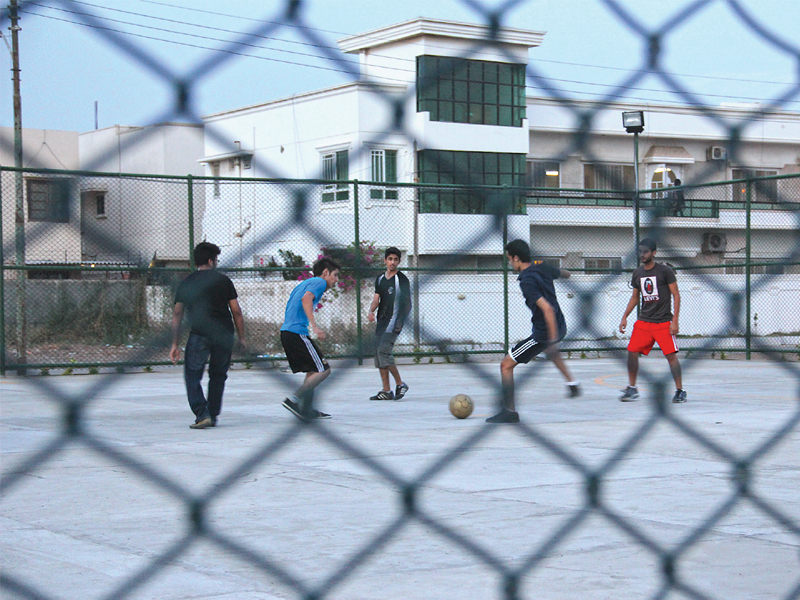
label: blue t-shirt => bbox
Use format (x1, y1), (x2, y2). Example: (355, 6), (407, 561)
(518, 263), (567, 342)
(281, 277), (328, 335)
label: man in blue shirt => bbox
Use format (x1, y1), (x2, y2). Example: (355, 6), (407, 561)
(487, 240), (581, 423)
(280, 257), (340, 421)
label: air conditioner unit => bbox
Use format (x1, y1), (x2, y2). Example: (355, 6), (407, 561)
(702, 231), (727, 254)
(707, 146), (727, 161)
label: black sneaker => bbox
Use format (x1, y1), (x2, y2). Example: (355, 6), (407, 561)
(567, 383), (581, 398)
(309, 407), (331, 419)
(672, 389), (688, 404)
(370, 390), (394, 401)
(190, 417), (213, 429)
(620, 386), (639, 402)
(282, 398), (309, 423)
(485, 409), (520, 423)
(394, 383), (409, 400)
(210, 416), (218, 427)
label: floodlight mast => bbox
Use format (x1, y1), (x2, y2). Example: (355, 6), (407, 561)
(623, 111), (645, 255)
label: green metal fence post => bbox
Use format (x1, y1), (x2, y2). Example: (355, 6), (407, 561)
(745, 179), (752, 360)
(187, 174), (195, 259)
(0, 167), (5, 375)
(503, 192), (509, 354)
(354, 180), (363, 365)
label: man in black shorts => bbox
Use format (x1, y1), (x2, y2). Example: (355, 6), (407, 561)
(486, 239), (581, 423)
(367, 247), (411, 401)
(170, 242), (246, 429)
(279, 257), (340, 422)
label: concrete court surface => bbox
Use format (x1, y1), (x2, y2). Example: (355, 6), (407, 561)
(2, 357), (799, 600)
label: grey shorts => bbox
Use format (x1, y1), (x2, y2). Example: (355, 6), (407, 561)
(374, 327), (399, 368)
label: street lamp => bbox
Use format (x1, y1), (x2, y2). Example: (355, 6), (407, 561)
(622, 110), (644, 255)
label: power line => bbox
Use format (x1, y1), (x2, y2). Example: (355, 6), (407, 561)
(129, 0), (795, 88)
(21, 5), (800, 108)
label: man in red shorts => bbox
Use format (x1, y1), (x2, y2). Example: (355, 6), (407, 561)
(619, 238), (686, 403)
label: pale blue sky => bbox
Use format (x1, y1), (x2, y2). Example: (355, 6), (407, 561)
(1, 0), (798, 133)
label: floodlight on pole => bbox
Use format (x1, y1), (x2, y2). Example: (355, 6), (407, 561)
(622, 110), (644, 259)
(622, 110), (645, 134)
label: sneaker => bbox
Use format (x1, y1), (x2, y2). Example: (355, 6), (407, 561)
(395, 383), (409, 400)
(620, 386), (639, 402)
(485, 409), (520, 424)
(567, 383), (582, 398)
(210, 416), (218, 427)
(282, 398), (309, 423)
(309, 407), (331, 419)
(370, 390), (394, 401)
(672, 389), (688, 404)
(190, 417), (213, 429)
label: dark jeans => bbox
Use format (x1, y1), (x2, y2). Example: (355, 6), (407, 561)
(184, 332), (233, 421)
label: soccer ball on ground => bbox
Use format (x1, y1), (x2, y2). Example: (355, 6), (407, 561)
(449, 394), (474, 419)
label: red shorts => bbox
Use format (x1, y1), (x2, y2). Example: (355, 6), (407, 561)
(627, 320), (678, 355)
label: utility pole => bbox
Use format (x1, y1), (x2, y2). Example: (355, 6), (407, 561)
(10, 0), (26, 374)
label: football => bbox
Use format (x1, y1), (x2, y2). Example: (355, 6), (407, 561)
(449, 394), (474, 419)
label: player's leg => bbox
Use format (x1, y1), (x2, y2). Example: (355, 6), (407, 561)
(487, 336), (541, 423)
(652, 323), (686, 403)
(370, 325), (394, 400)
(206, 334), (233, 426)
(621, 321), (655, 401)
(545, 343), (581, 397)
(280, 332), (332, 420)
(185, 333), (212, 428)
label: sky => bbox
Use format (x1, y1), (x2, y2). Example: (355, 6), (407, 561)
(1, 0), (799, 134)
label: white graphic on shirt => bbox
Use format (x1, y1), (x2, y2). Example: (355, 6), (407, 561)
(640, 276), (659, 302)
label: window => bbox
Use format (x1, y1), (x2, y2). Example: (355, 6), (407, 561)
(370, 149), (398, 200)
(417, 55), (526, 127)
(533, 257), (562, 269)
(418, 150), (526, 214)
(584, 163), (635, 192)
(731, 169), (778, 205)
(527, 161), (561, 189)
(584, 257), (622, 273)
(210, 162), (221, 197)
(95, 193), (106, 217)
(322, 149), (349, 202)
(27, 179), (69, 223)
(724, 260), (785, 275)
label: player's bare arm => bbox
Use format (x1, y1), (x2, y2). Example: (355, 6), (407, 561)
(669, 281), (680, 335)
(367, 292), (380, 322)
(229, 298), (247, 352)
(559, 268), (571, 279)
(535, 297), (559, 343)
(169, 302), (185, 364)
(619, 289), (639, 333)
(302, 290), (325, 339)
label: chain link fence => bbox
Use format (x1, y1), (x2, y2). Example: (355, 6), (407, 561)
(2, 169), (799, 371)
(2, 0), (800, 598)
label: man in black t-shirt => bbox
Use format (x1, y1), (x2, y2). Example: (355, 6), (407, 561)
(619, 238), (686, 403)
(367, 247), (411, 401)
(486, 240), (580, 424)
(170, 242), (246, 428)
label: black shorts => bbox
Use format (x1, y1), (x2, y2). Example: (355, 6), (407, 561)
(509, 335), (555, 364)
(280, 331), (329, 373)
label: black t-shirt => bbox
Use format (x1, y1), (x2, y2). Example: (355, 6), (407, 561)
(174, 269), (238, 339)
(631, 262), (677, 323)
(518, 263), (567, 342)
(374, 271), (411, 332)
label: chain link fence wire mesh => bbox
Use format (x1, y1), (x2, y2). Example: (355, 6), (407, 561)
(2, 0), (800, 598)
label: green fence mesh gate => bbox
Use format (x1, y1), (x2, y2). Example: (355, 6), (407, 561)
(1, 1), (799, 599)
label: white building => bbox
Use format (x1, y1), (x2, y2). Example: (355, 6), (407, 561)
(199, 17), (800, 275)
(1, 127), (81, 266)
(78, 123), (205, 267)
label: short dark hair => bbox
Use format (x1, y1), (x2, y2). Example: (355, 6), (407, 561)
(313, 257), (341, 277)
(639, 238), (657, 251)
(385, 247), (401, 259)
(193, 241), (221, 266)
(505, 239), (531, 263)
